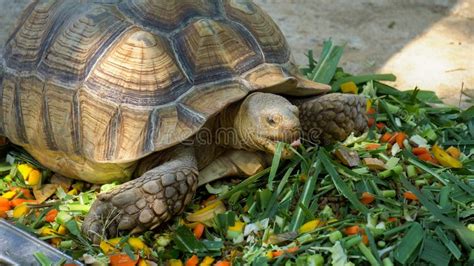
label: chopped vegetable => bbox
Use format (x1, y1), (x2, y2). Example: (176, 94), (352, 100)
(109, 254), (138, 266)
(13, 203), (29, 218)
(344, 225), (361, 235)
(193, 223), (205, 240)
(432, 144), (462, 168)
(403, 191), (418, 201)
(363, 158), (386, 171)
(185, 255), (199, 266)
(412, 147), (429, 155)
(299, 219), (323, 234)
(45, 209), (58, 222)
(365, 143), (381, 150)
(445, 146), (460, 159)
(360, 192), (375, 205)
(340, 81), (358, 94)
(199, 256), (214, 266)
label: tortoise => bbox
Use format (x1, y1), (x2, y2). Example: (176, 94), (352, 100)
(0, 0), (366, 242)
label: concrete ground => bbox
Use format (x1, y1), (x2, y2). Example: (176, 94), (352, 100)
(1, 0), (472, 107)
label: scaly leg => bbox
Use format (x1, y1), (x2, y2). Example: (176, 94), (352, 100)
(198, 150), (270, 186)
(82, 145), (198, 243)
(292, 93), (367, 145)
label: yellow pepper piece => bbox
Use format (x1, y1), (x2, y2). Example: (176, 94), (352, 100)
(2, 191), (16, 200)
(199, 256), (215, 266)
(228, 221), (245, 233)
(50, 237), (61, 246)
(340, 81), (358, 94)
(67, 188), (78, 195)
(26, 169), (41, 186)
(366, 99), (373, 112)
(39, 227), (56, 236)
(168, 259), (183, 266)
(266, 251), (273, 260)
(100, 240), (116, 254)
(446, 146), (461, 159)
(138, 259), (149, 266)
(432, 145), (462, 168)
(108, 237), (123, 247)
(128, 237), (149, 255)
(13, 203), (29, 218)
(57, 225), (68, 235)
(187, 200), (226, 222)
(17, 164), (33, 179)
(299, 219), (322, 234)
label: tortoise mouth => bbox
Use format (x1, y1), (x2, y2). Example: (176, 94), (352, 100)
(256, 131), (301, 158)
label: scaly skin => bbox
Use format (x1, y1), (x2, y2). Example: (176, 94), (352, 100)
(81, 92), (367, 242)
(292, 93), (367, 145)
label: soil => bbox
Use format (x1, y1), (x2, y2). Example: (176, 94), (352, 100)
(1, 0), (472, 107)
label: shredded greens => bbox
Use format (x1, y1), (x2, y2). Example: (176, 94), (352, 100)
(0, 40), (473, 265)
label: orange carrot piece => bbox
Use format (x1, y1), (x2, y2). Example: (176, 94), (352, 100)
(0, 197), (11, 212)
(344, 225), (360, 235)
(45, 209), (59, 223)
(360, 192), (375, 205)
(395, 132), (406, 148)
(185, 255), (199, 266)
(214, 261), (231, 266)
(286, 246), (299, 253)
(387, 217), (397, 223)
(380, 132), (392, 143)
(365, 143), (381, 151)
(367, 108), (376, 115)
(193, 223), (205, 240)
(412, 147), (429, 155)
(272, 250), (284, 258)
(403, 191), (418, 201)
(108, 254), (138, 266)
(362, 234), (369, 245)
(417, 153), (433, 162)
(376, 123), (385, 130)
(367, 117), (375, 127)
(10, 198), (36, 208)
(10, 187), (33, 199)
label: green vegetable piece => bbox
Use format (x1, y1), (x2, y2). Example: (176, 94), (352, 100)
(307, 254), (324, 266)
(358, 242), (381, 266)
(394, 223), (424, 265)
(406, 165), (417, 178)
(329, 230), (343, 243)
(382, 258), (394, 266)
(55, 211), (72, 225)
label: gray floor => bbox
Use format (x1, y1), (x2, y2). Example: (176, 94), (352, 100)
(1, 0), (472, 107)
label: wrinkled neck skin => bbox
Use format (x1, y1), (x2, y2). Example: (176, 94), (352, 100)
(193, 101), (262, 168)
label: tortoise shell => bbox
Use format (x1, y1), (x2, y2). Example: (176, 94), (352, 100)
(0, 0), (323, 163)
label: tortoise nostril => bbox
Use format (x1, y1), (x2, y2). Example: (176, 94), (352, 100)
(266, 114), (282, 126)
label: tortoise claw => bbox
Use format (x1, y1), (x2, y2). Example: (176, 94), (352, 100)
(81, 163), (198, 243)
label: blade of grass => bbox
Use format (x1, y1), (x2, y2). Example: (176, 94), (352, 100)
(400, 176), (474, 249)
(318, 148), (369, 215)
(288, 160), (320, 232)
(393, 222), (424, 265)
(267, 142), (284, 191)
(310, 40), (344, 84)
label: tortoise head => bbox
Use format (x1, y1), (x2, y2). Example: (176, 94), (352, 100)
(235, 92), (301, 158)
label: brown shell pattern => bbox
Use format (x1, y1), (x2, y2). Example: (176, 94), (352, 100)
(0, 0), (291, 163)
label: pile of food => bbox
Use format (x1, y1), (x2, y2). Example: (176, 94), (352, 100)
(0, 42), (473, 266)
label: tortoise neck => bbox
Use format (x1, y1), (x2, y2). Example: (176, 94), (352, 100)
(214, 102), (248, 150)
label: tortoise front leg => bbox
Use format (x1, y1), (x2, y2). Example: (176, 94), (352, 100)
(82, 146), (198, 243)
(292, 94), (368, 145)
